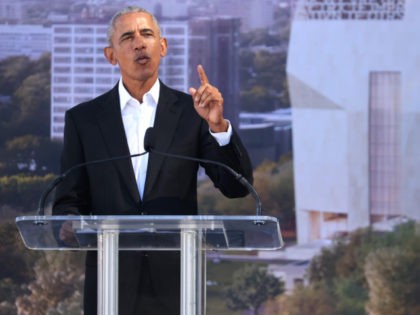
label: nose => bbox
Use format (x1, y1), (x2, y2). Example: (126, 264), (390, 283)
(132, 33), (145, 50)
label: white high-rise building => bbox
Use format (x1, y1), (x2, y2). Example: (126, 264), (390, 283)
(287, 0), (420, 243)
(0, 25), (51, 60)
(50, 21), (189, 140)
(0, 0), (23, 23)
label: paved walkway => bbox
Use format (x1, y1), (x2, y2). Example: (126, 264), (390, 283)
(206, 239), (333, 292)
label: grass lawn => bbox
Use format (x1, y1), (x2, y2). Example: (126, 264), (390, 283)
(205, 258), (267, 315)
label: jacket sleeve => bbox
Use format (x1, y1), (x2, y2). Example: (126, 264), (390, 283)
(200, 124), (254, 198)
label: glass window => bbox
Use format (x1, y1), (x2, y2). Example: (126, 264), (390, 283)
(55, 27), (71, 33)
(54, 56), (71, 63)
(54, 47), (71, 53)
(54, 66), (71, 73)
(369, 71), (401, 216)
(53, 86), (71, 93)
(75, 27), (94, 34)
(54, 76), (70, 83)
(74, 86), (94, 94)
(75, 47), (94, 54)
(54, 36), (71, 44)
(75, 67), (93, 74)
(75, 57), (94, 63)
(75, 77), (94, 84)
(75, 37), (93, 44)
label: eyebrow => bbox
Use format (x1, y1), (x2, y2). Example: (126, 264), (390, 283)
(119, 28), (155, 41)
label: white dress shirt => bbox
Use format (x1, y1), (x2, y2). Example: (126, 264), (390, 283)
(119, 78), (232, 198)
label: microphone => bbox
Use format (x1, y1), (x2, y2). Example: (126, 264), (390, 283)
(144, 128), (263, 221)
(36, 151), (148, 217)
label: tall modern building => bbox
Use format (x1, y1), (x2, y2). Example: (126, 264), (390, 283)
(189, 17), (241, 128)
(189, 0), (275, 32)
(0, 0), (23, 23)
(0, 25), (51, 60)
(239, 109), (292, 166)
(287, 0), (420, 243)
(50, 21), (189, 140)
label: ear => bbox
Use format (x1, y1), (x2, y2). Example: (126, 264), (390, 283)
(104, 47), (117, 65)
(160, 37), (168, 57)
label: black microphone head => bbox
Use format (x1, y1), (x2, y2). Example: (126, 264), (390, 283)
(144, 127), (155, 152)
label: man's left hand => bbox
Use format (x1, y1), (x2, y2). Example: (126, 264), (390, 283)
(189, 65), (228, 133)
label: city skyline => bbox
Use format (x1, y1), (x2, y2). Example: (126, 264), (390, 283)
(0, 0), (292, 166)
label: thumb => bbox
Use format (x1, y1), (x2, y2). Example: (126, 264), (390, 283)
(188, 87), (196, 96)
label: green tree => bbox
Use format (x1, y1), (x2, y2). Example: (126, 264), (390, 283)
(304, 230), (374, 315)
(0, 53), (50, 143)
(284, 283), (336, 315)
(266, 158), (294, 222)
(0, 222), (41, 314)
(239, 50), (288, 112)
(239, 26), (291, 112)
(0, 222), (40, 283)
(365, 247), (420, 315)
(0, 56), (33, 95)
(13, 71), (50, 136)
(240, 85), (276, 112)
(240, 28), (282, 47)
(0, 278), (23, 315)
(11, 54), (51, 136)
(15, 251), (84, 315)
(0, 174), (55, 210)
(334, 274), (368, 315)
(306, 241), (346, 286)
(1, 135), (61, 175)
(198, 158), (295, 221)
(224, 264), (284, 315)
(0, 54), (54, 177)
(300, 222), (420, 315)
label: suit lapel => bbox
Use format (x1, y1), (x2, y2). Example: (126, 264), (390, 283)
(144, 82), (182, 198)
(96, 85), (141, 205)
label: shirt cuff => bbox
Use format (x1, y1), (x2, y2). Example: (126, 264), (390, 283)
(209, 120), (232, 146)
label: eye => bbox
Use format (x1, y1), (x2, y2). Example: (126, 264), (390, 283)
(120, 32), (135, 42)
(141, 29), (154, 37)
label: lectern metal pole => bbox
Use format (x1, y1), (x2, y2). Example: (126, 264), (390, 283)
(98, 230), (119, 315)
(181, 229), (203, 315)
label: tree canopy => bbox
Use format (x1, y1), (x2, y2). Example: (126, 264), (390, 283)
(239, 27), (290, 112)
(197, 158), (295, 226)
(284, 221), (420, 315)
(0, 54), (60, 177)
(224, 264), (285, 315)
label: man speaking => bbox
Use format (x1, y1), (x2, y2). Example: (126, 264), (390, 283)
(53, 6), (253, 315)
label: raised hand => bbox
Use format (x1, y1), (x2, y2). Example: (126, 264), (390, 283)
(188, 65), (228, 133)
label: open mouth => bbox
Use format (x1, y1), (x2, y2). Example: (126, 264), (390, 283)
(135, 55), (150, 65)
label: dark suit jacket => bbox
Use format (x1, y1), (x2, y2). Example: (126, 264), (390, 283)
(53, 81), (253, 314)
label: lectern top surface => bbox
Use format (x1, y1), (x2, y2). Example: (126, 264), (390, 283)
(16, 215), (283, 251)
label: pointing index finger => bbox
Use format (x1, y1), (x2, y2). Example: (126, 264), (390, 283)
(197, 64), (209, 84)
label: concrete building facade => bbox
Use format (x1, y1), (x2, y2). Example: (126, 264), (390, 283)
(287, 0), (420, 243)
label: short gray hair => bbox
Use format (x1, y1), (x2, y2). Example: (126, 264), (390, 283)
(106, 6), (162, 46)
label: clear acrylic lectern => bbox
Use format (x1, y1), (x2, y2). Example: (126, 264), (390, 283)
(16, 215), (283, 315)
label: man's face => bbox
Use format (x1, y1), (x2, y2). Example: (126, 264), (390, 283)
(105, 12), (167, 87)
